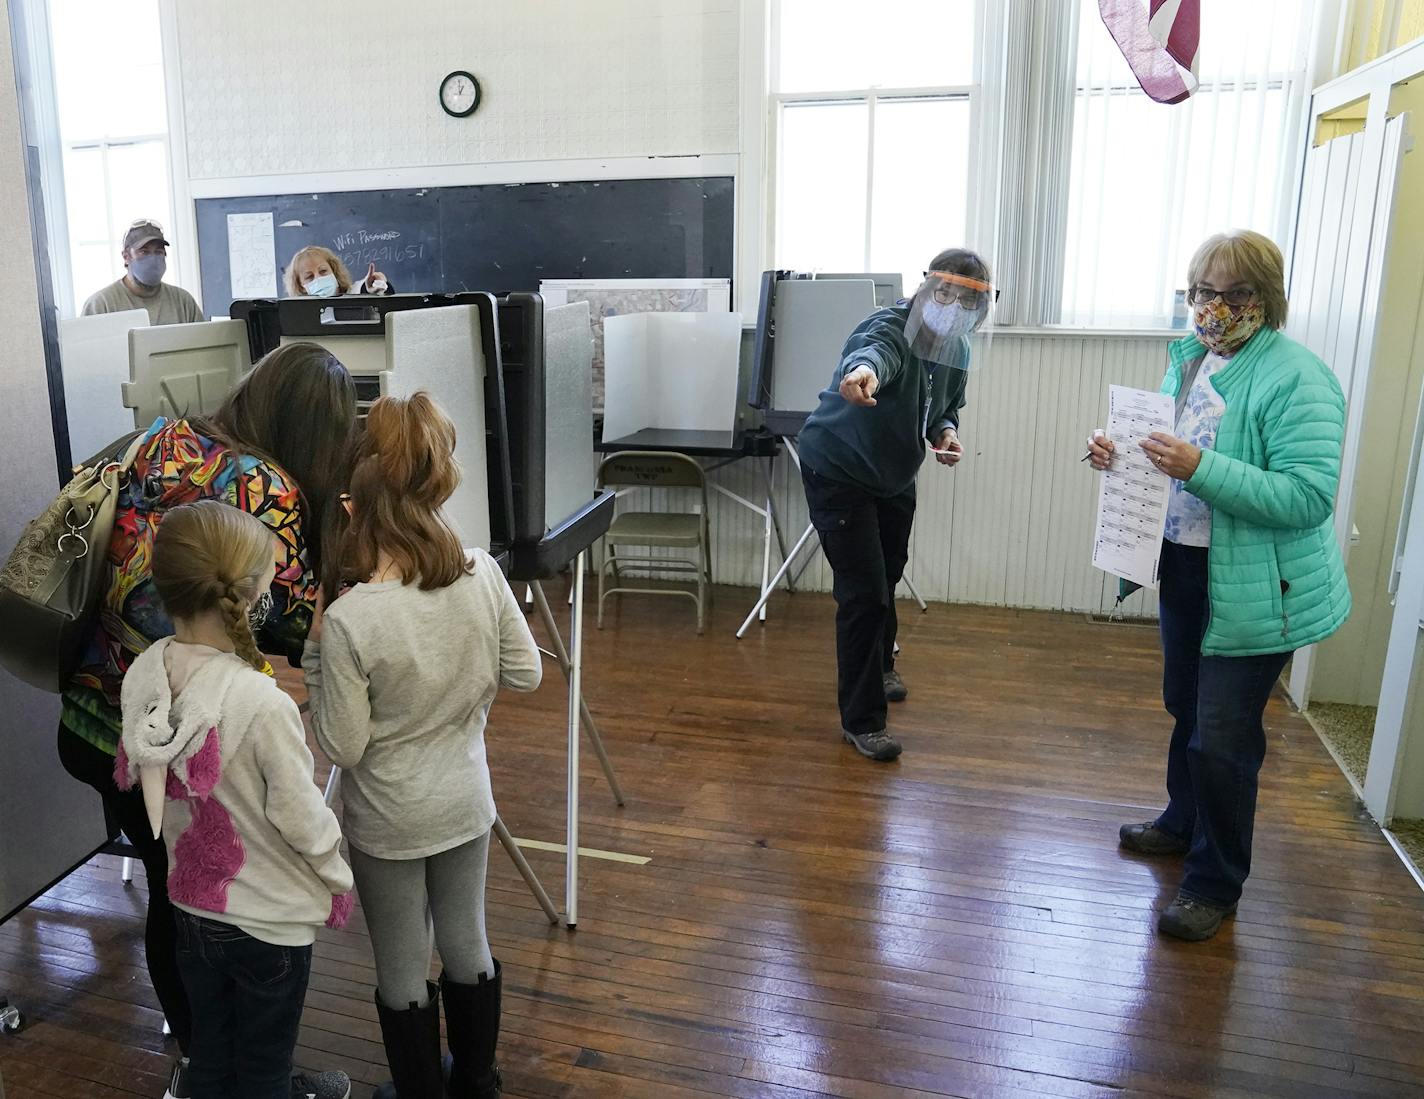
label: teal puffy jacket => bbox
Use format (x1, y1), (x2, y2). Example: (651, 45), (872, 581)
(1121, 326), (1351, 657)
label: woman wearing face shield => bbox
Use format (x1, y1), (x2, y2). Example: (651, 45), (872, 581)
(798, 248), (994, 762)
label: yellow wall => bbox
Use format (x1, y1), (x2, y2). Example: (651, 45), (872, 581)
(1340, 0), (1424, 73)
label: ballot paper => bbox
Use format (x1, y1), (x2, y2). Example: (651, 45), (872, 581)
(1091, 384), (1174, 589)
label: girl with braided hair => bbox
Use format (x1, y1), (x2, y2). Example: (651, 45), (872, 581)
(117, 500), (354, 1099)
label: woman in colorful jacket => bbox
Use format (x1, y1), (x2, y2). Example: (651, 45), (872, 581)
(1087, 230), (1350, 942)
(56, 342), (357, 1098)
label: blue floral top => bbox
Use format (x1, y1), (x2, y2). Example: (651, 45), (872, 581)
(1164, 352), (1228, 547)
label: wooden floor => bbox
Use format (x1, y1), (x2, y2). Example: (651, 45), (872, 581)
(4, 587), (1424, 1098)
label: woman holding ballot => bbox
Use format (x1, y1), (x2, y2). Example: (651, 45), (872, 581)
(1086, 230), (1351, 942)
(798, 247), (994, 763)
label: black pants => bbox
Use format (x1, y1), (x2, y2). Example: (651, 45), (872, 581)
(58, 724), (194, 1053)
(1155, 541), (1293, 906)
(175, 910), (313, 1099)
(802, 464), (916, 736)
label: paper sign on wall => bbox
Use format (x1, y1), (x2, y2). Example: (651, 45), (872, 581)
(227, 212), (277, 299)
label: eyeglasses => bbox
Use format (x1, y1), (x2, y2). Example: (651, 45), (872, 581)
(932, 285), (992, 307)
(1188, 286), (1254, 307)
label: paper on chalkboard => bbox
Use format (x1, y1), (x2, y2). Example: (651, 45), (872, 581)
(228, 212), (277, 299)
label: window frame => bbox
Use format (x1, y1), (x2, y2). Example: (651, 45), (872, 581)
(765, 0), (989, 287)
(43, 0), (186, 317)
(1060, 29), (1316, 329)
(763, 0), (1328, 334)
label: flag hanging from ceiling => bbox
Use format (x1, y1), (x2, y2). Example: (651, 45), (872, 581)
(1099, 0), (1200, 104)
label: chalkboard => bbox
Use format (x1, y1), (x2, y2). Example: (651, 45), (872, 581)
(195, 177), (734, 316)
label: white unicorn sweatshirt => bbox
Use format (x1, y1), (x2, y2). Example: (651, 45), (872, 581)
(117, 637), (353, 946)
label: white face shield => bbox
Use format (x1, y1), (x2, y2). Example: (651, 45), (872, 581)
(904, 270), (996, 368)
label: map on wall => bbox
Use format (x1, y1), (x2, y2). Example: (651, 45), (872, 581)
(539, 279), (733, 411)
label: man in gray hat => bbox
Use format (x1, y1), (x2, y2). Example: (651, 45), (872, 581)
(81, 218), (202, 325)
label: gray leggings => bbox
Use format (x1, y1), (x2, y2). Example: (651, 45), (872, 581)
(349, 832), (495, 1009)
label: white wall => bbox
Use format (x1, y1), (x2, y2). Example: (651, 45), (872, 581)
(171, 0), (739, 182)
(685, 332), (1174, 616)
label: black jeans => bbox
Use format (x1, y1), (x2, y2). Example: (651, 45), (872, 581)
(57, 724), (193, 1053)
(1155, 540), (1293, 906)
(175, 910), (313, 1099)
(801, 464), (917, 736)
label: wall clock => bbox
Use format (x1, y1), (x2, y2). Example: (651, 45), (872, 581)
(440, 71), (481, 118)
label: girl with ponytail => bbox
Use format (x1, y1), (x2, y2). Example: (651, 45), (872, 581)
(118, 501), (354, 1099)
(304, 392), (541, 1099)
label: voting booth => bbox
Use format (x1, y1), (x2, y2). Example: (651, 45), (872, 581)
(234, 292), (620, 925)
(58, 310), (148, 460)
(124, 319), (249, 431)
(749, 271), (878, 437)
(233, 294), (512, 557)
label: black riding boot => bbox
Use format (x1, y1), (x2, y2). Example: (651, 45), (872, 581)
(372, 982), (444, 1099)
(440, 961), (502, 1098)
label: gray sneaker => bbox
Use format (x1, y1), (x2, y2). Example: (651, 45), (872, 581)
(882, 669), (908, 702)
(1119, 820), (1190, 856)
(1157, 893), (1237, 942)
(843, 728), (902, 761)
(291, 1070), (351, 1099)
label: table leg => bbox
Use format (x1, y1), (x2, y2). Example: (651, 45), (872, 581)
(736, 522), (817, 639)
(565, 550), (585, 928)
(532, 581), (625, 806)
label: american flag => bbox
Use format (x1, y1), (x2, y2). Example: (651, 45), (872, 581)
(1099, 0), (1201, 104)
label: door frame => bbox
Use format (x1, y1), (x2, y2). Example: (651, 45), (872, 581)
(1285, 37), (1424, 711)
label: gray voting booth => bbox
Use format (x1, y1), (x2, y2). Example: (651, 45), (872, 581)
(235, 293), (619, 925)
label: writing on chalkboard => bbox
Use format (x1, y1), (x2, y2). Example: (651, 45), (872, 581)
(333, 229), (405, 249)
(338, 242), (426, 269)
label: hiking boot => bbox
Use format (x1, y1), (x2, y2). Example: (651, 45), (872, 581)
(290, 1069), (351, 1099)
(843, 728), (902, 762)
(1157, 893), (1237, 942)
(882, 669), (908, 702)
(1119, 820), (1190, 856)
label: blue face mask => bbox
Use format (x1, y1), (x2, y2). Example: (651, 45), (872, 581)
(305, 273), (339, 298)
(128, 253), (166, 287)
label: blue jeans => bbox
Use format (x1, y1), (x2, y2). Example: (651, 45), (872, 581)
(175, 909), (313, 1099)
(1155, 540), (1292, 906)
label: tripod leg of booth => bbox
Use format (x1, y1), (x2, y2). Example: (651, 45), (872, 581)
(531, 580), (625, 807)
(492, 817), (559, 924)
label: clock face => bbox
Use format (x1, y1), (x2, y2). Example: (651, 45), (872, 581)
(440, 71), (480, 117)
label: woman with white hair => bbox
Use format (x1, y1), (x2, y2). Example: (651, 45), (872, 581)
(1087, 230), (1351, 941)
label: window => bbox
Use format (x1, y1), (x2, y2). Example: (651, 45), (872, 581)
(771, 0), (977, 297)
(49, 0), (175, 313)
(1062, 0), (1317, 326)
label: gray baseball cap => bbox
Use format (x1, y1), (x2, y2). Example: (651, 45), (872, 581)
(123, 219), (169, 251)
